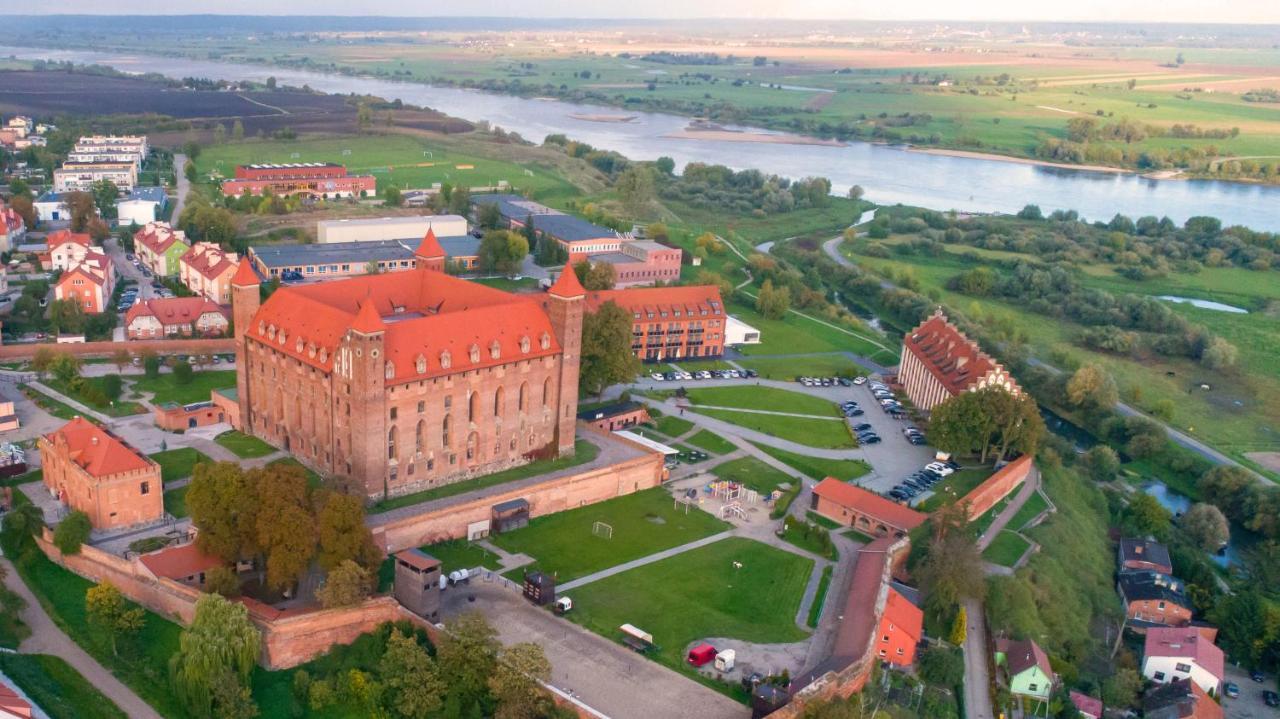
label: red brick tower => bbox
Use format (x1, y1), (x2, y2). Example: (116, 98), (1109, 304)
(341, 297), (389, 497)
(230, 261), (260, 432)
(546, 263), (584, 456)
(414, 229), (446, 273)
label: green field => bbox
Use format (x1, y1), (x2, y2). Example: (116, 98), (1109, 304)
(148, 447), (212, 483)
(752, 443), (871, 482)
(710, 456), (797, 496)
(695, 408), (855, 448)
(418, 539), (503, 574)
(982, 530), (1032, 568)
(194, 134), (583, 201)
(728, 301), (898, 364)
(651, 414), (695, 438)
(131, 370), (237, 406)
(567, 537), (812, 689)
(164, 485), (190, 518)
(778, 520), (837, 560)
(489, 488), (729, 582)
(43, 378), (145, 417)
(737, 354), (869, 381)
(1007, 490), (1050, 531)
(685, 429), (738, 455)
(214, 430), (277, 458)
(0, 653), (127, 719)
(684, 385), (839, 417)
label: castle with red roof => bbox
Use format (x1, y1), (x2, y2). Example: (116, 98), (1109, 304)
(898, 308), (1021, 412)
(39, 417), (162, 530)
(231, 233), (583, 498)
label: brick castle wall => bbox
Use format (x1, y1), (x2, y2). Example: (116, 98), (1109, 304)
(960, 455), (1034, 522)
(0, 337), (233, 360)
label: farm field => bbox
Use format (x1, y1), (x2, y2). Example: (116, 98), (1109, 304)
(489, 487), (730, 582)
(566, 537), (812, 691)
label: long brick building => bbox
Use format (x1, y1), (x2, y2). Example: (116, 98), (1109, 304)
(583, 285), (726, 362)
(39, 417), (163, 530)
(221, 163), (376, 199)
(898, 309), (1021, 412)
(232, 235), (583, 499)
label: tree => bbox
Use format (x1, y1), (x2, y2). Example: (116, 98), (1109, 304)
(1101, 667), (1143, 710)
(317, 560), (371, 609)
(847, 185), (865, 201)
(379, 629), (445, 718)
(1123, 492), (1172, 539)
(1, 502), (44, 546)
(101, 374), (123, 402)
(181, 140), (202, 160)
(917, 507), (986, 616)
(477, 202), (502, 229)
(231, 119), (244, 142)
(447, 185), (470, 216)
(203, 566), (241, 598)
(1181, 503), (1229, 552)
(572, 259), (615, 291)
(172, 360), (194, 385)
(143, 351), (162, 379)
(188, 462), (262, 562)
(209, 672), (258, 719)
(1210, 591), (1270, 666)
(9, 195), (35, 228)
(48, 298), (87, 336)
(579, 301), (641, 396)
(1065, 364), (1118, 410)
(383, 186), (403, 207)
(91, 179), (120, 219)
(437, 613), (499, 711)
(478, 230), (529, 276)
(171, 593), (261, 717)
(316, 492), (379, 571)
(489, 642), (553, 719)
(47, 350), (82, 385)
(112, 348), (132, 372)
(655, 156), (675, 175)
(616, 165), (656, 216)
(255, 464), (316, 592)
(213, 123), (227, 144)
(66, 191), (97, 232)
(949, 606), (967, 645)
(1081, 445), (1120, 482)
(86, 582), (146, 656)
(755, 279), (791, 320)
(1200, 337), (1238, 370)
(918, 646), (964, 686)
(53, 510), (91, 555)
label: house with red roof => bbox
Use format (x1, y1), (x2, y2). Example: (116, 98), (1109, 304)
(810, 477), (928, 538)
(53, 248), (115, 314)
(1142, 626), (1225, 697)
(230, 254), (584, 498)
(1144, 678), (1223, 719)
(38, 417), (162, 530)
(876, 583), (923, 666)
(0, 680), (33, 718)
(583, 284), (726, 361)
(898, 308), (1022, 412)
(995, 637), (1056, 703)
(138, 541), (225, 589)
(179, 242), (239, 304)
(44, 229), (93, 271)
(1070, 690), (1103, 719)
(125, 297), (229, 340)
(133, 221), (190, 277)
(0, 199), (26, 254)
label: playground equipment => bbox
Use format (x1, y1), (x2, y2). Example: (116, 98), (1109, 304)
(592, 521), (614, 539)
(719, 502), (748, 521)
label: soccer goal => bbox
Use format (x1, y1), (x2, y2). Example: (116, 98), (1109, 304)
(592, 521), (614, 539)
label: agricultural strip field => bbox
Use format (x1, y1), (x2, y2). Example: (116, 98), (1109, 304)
(490, 488), (730, 582)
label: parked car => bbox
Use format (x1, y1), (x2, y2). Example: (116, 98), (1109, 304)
(1224, 682), (1240, 699)
(1264, 690), (1279, 708)
(650, 373), (665, 381)
(1252, 671), (1267, 683)
(861, 435), (882, 444)
(852, 423), (872, 432)
(744, 369), (759, 378)
(853, 376), (867, 385)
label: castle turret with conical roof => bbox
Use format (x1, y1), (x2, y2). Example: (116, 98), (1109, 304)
(415, 229), (446, 273)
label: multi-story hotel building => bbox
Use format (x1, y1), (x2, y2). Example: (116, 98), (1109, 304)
(583, 285), (726, 362)
(897, 309), (1021, 412)
(53, 161), (138, 193)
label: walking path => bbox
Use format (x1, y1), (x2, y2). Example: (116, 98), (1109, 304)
(557, 530), (735, 592)
(0, 558), (163, 719)
(26, 381), (113, 425)
(962, 595), (994, 719)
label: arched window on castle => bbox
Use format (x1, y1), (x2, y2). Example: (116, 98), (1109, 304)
(387, 425), (398, 460)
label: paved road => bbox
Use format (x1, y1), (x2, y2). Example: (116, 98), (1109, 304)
(961, 596), (995, 719)
(0, 557), (162, 719)
(172, 153), (189, 223)
(1224, 664), (1279, 718)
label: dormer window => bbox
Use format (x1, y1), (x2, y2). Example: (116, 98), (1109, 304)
(520, 336), (531, 353)
(385, 362), (395, 380)
(440, 350), (451, 369)
(415, 354), (427, 374)
(319, 348), (328, 363)
(469, 344), (480, 364)
(267, 324), (276, 339)
(540, 332), (551, 350)
(307, 343), (317, 359)
(258, 321), (266, 335)
(278, 330), (287, 345)
(295, 338), (304, 353)
(489, 340), (501, 360)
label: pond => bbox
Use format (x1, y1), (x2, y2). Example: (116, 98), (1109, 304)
(1157, 295), (1250, 314)
(1141, 479), (1250, 568)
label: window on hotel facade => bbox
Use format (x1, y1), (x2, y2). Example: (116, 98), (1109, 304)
(140, 481), (150, 495)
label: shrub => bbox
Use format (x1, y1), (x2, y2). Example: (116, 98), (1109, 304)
(53, 511), (92, 555)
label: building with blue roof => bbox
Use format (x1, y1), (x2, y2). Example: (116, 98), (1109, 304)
(116, 186), (169, 226)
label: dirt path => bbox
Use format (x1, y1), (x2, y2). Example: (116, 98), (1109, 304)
(0, 558), (163, 719)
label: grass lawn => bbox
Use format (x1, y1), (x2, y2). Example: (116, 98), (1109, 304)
(972, 493), (1016, 537)
(214, 430), (277, 459)
(779, 521), (837, 560)
(490, 487), (730, 582)
(0, 653), (127, 719)
(567, 537), (812, 692)
(131, 370), (237, 405)
(843, 528), (878, 544)
(148, 448), (212, 483)
(807, 511), (842, 530)
(267, 457), (323, 488)
(164, 485), (190, 518)
(686, 430), (737, 455)
(711, 457), (797, 496)
(982, 531), (1032, 568)
(43, 378), (145, 417)
(651, 414), (695, 438)
(917, 467), (995, 512)
(696, 408), (855, 448)
(21, 386), (79, 420)
(419, 539), (503, 574)
(684, 386), (839, 417)
(727, 300), (898, 364)
(1007, 490), (1050, 531)
(753, 442), (871, 482)
(737, 354), (869, 381)
(471, 276), (539, 292)
(806, 566), (834, 628)
(369, 439), (599, 513)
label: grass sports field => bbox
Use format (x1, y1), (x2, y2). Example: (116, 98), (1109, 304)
(490, 488), (729, 582)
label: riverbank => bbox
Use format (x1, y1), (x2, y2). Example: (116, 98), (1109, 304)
(662, 128), (846, 147)
(568, 112), (638, 123)
(906, 146), (1131, 174)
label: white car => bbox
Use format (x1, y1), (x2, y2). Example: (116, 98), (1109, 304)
(926, 463), (955, 477)
(853, 376), (867, 385)
(679, 372), (693, 381)
(650, 373), (665, 381)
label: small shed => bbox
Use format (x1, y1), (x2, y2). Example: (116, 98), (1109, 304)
(393, 549), (442, 621)
(522, 571), (555, 606)
(715, 649), (736, 672)
(491, 498), (530, 534)
(687, 644), (717, 667)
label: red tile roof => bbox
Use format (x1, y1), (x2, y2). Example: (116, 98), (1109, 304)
(125, 297), (228, 328)
(582, 284), (724, 315)
(182, 244), (238, 281)
(45, 229), (92, 249)
(996, 637), (1054, 680)
(231, 256), (260, 287)
(1070, 691), (1103, 718)
(415, 228), (445, 260)
(350, 296), (386, 334)
(248, 266), (561, 383)
(44, 417), (154, 477)
(1144, 627), (1225, 683)
(548, 262), (585, 298)
(830, 536), (897, 661)
(882, 588), (923, 645)
(0, 680), (32, 718)
(133, 222), (186, 255)
(139, 542), (224, 580)
(813, 478), (928, 531)
(904, 309), (1018, 396)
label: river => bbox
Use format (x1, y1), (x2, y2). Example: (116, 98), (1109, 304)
(6, 45), (1280, 231)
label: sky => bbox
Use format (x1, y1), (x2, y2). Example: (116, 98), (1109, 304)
(23, 0), (1280, 23)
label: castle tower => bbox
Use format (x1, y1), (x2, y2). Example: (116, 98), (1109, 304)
(230, 261), (260, 432)
(546, 263), (584, 456)
(341, 297), (389, 497)
(414, 229), (446, 273)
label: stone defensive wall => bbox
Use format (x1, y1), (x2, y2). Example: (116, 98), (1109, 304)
(0, 337), (234, 361)
(958, 454), (1034, 522)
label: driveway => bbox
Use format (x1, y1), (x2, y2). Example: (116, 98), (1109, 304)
(171, 153), (189, 223)
(442, 582), (747, 719)
(1224, 664), (1278, 718)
